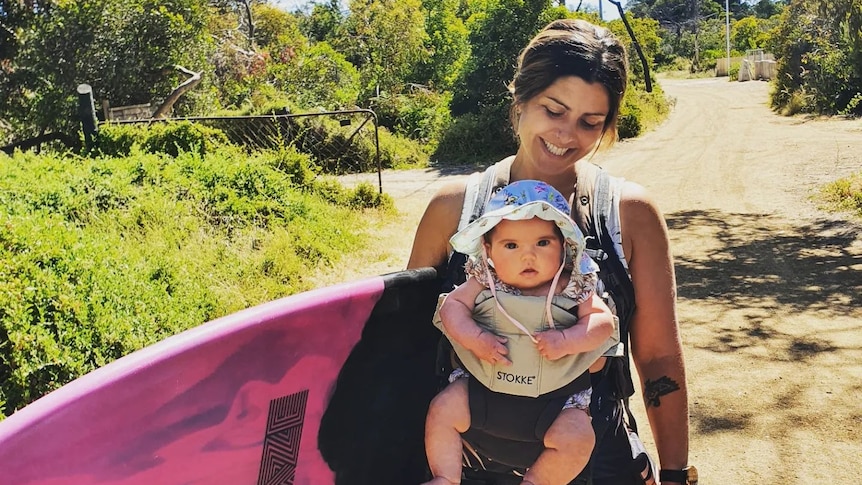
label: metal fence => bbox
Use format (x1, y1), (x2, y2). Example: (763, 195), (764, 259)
(1, 108), (382, 192)
(105, 109), (382, 191)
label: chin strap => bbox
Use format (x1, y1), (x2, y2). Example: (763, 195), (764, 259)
(481, 247), (566, 343)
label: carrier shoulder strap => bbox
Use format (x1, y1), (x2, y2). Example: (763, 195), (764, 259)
(445, 157), (515, 290)
(470, 156), (515, 225)
(574, 162), (640, 431)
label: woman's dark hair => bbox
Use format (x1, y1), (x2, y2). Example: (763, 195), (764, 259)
(509, 19), (628, 148)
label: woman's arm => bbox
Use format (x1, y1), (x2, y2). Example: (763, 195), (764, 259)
(620, 181), (690, 476)
(406, 180), (467, 270)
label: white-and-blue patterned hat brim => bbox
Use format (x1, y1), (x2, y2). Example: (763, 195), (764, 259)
(450, 200), (597, 276)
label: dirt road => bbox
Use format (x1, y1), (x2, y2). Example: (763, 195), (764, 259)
(329, 77), (862, 482)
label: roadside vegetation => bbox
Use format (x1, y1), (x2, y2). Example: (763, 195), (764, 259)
(820, 173), (862, 220)
(0, 134), (390, 418)
(0, 0), (859, 417)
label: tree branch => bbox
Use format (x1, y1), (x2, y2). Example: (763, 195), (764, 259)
(151, 65), (202, 119)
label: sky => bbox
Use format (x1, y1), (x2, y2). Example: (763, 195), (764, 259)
(271, 0), (626, 21)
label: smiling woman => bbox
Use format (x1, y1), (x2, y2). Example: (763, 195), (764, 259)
(408, 17), (691, 485)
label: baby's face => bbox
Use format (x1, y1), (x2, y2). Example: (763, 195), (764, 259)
(484, 217), (564, 294)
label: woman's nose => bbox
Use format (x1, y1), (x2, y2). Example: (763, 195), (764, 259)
(557, 124), (574, 142)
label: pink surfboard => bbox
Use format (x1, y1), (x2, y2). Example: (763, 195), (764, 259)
(0, 268), (444, 485)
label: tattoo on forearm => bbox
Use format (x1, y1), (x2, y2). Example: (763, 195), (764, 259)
(644, 376), (680, 408)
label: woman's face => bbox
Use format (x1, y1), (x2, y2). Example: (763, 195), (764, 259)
(515, 76), (610, 177)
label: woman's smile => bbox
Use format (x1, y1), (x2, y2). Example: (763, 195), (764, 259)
(543, 139), (569, 157)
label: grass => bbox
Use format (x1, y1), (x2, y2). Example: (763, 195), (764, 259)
(819, 172), (862, 220)
(0, 145), (393, 418)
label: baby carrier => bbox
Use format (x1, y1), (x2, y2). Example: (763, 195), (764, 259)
(439, 159), (653, 484)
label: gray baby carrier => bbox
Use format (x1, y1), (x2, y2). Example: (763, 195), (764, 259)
(438, 160), (649, 484)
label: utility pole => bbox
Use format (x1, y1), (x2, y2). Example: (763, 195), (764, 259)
(690, 0), (700, 71)
(725, 0), (731, 77)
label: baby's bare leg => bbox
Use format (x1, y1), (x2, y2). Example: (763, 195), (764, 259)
(422, 379), (470, 485)
(521, 408), (594, 485)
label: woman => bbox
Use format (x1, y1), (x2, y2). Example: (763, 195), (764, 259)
(408, 18), (692, 485)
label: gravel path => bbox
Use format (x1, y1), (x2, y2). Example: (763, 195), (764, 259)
(329, 77), (862, 483)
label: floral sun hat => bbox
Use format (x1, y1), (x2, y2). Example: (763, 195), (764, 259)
(450, 180), (598, 299)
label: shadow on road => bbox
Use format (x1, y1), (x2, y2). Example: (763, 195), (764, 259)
(666, 209), (861, 446)
(668, 209), (861, 315)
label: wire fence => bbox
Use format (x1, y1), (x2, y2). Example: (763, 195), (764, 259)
(104, 109), (382, 191)
(1, 109), (382, 195)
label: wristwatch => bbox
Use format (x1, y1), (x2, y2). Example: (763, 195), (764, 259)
(659, 465), (698, 484)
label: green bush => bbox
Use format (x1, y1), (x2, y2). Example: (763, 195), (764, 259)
(97, 121), (230, 157)
(0, 147), (388, 418)
(267, 147), (320, 187)
(617, 100), (643, 139)
(820, 172), (862, 217)
(618, 82), (669, 140)
(371, 89), (453, 145)
(377, 127), (430, 169)
(432, 106), (516, 166)
(728, 63), (740, 81)
(769, 3), (862, 115)
(310, 177), (394, 210)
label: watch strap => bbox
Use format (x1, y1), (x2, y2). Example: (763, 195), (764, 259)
(659, 468), (689, 484)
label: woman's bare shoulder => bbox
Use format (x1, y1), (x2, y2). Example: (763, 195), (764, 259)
(617, 179), (670, 258)
(430, 179), (470, 208)
(619, 179), (665, 227)
(407, 179), (469, 269)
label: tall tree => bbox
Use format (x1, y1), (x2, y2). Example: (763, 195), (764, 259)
(752, 0), (784, 18)
(450, 0), (552, 116)
(411, 0), (470, 89)
(298, 0), (345, 43)
(0, 0), (211, 141)
(337, 0), (427, 101)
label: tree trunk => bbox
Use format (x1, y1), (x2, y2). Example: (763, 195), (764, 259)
(608, 0), (653, 92)
(151, 65), (202, 119)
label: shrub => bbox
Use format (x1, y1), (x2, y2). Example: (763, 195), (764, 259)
(432, 107), (516, 166)
(820, 172), (862, 218)
(377, 127), (430, 169)
(0, 147), (388, 417)
(769, 3), (862, 116)
(265, 147), (320, 188)
(97, 121), (229, 157)
(371, 89), (453, 145)
(617, 100), (643, 139)
(618, 82), (669, 140)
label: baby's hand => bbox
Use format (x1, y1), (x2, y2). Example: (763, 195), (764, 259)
(534, 330), (572, 361)
(462, 330), (511, 366)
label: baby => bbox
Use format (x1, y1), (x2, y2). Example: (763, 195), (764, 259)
(423, 180), (618, 485)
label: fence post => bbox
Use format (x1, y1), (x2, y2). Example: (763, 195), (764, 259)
(77, 84), (99, 150)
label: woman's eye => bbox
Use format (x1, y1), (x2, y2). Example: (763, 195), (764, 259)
(581, 120), (603, 130)
(545, 107), (563, 118)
